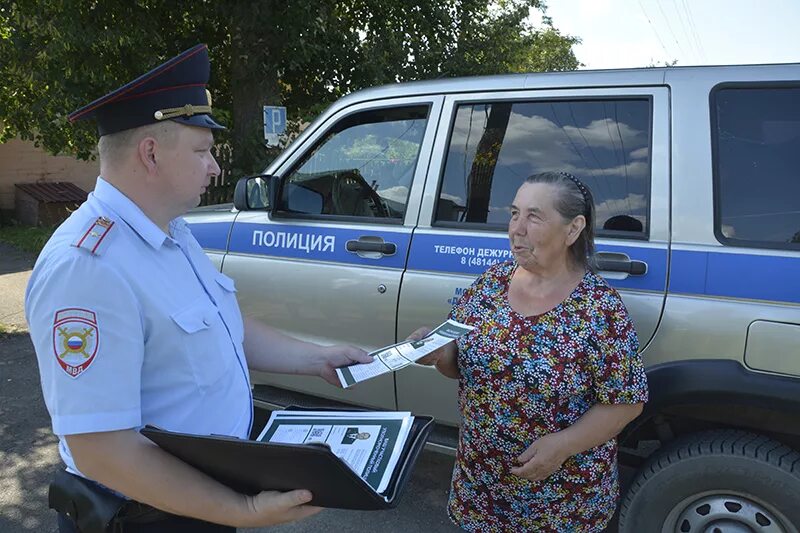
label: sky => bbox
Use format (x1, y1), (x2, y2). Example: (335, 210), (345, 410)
(534, 0), (800, 69)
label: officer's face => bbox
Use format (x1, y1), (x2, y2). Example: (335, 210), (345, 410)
(159, 125), (221, 213)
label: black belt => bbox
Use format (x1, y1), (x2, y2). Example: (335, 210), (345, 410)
(50, 470), (174, 532)
(117, 500), (173, 524)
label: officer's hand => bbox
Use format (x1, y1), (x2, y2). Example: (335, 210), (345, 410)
(510, 433), (571, 482)
(239, 489), (322, 527)
(318, 345), (373, 387)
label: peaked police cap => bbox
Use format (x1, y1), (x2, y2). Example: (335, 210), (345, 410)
(68, 44), (225, 136)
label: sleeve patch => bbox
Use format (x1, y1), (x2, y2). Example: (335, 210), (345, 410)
(52, 308), (100, 378)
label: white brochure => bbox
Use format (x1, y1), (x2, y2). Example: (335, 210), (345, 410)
(336, 319), (474, 388)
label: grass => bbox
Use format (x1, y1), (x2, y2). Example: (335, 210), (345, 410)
(0, 224), (54, 255)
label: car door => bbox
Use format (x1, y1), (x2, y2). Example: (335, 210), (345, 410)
(222, 96), (443, 409)
(396, 87), (670, 425)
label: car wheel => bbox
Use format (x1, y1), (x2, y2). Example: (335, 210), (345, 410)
(618, 430), (800, 533)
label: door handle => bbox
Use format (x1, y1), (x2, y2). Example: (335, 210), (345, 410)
(346, 238), (396, 255)
(595, 253), (647, 276)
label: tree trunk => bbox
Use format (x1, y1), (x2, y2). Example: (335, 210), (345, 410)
(465, 103), (512, 223)
(229, 1), (282, 177)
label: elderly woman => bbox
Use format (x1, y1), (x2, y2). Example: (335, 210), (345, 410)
(414, 171), (648, 532)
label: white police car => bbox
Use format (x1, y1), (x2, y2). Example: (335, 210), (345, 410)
(186, 63), (800, 532)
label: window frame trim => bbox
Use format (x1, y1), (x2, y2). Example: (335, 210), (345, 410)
(710, 81), (800, 252)
(431, 94), (655, 242)
(271, 102), (434, 226)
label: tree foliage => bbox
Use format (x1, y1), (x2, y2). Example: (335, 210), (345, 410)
(0, 0), (579, 175)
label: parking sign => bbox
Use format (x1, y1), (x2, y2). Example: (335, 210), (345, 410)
(264, 106), (287, 146)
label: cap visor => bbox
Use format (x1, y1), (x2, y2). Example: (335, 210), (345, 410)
(171, 114), (226, 130)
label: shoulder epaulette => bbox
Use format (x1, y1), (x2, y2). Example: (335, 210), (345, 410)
(71, 216), (115, 255)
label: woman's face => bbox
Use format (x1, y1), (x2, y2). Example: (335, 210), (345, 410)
(508, 182), (582, 272)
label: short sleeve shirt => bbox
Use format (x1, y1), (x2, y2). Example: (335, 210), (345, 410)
(446, 260), (648, 533)
(25, 178), (252, 476)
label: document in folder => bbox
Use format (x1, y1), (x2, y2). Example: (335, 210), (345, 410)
(140, 408), (434, 510)
(257, 410), (414, 494)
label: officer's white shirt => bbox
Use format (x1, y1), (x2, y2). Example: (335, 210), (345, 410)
(25, 177), (252, 475)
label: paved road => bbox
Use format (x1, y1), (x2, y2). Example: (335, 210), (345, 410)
(0, 332), (61, 533)
(0, 243), (58, 531)
(0, 242), (35, 330)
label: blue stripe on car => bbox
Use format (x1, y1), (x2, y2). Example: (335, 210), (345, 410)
(189, 221), (230, 251)
(671, 250), (800, 304)
(405, 233), (668, 292)
(189, 222), (800, 305)
(223, 222), (410, 270)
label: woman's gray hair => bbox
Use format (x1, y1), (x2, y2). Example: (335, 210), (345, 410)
(523, 171), (596, 271)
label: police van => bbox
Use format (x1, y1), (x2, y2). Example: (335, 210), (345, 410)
(186, 63), (800, 531)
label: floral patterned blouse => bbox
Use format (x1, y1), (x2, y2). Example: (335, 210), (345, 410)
(446, 260), (648, 533)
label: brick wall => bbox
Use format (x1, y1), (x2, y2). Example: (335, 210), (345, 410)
(0, 138), (99, 212)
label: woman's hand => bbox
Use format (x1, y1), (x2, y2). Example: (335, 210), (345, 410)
(405, 327), (432, 343)
(405, 327), (460, 379)
(510, 432), (572, 482)
(406, 327), (442, 366)
(511, 403), (643, 482)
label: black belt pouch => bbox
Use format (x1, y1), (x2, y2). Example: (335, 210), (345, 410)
(49, 470), (125, 533)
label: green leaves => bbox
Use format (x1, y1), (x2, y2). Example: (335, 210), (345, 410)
(0, 0), (579, 175)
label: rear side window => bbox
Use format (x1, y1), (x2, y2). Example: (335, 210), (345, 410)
(278, 105), (429, 220)
(712, 86), (800, 249)
(435, 99), (652, 238)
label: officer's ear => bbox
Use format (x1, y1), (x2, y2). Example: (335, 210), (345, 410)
(138, 136), (158, 174)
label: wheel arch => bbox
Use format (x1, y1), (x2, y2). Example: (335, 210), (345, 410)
(620, 359), (800, 452)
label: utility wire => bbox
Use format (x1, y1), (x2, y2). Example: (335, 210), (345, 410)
(680, 0), (707, 62)
(654, 0), (688, 61)
(604, 102), (632, 215)
(550, 103), (596, 180)
(672, 0), (702, 62)
(637, 0), (672, 63)
(549, 103), (610, 211)
(614, 102), (633, 216)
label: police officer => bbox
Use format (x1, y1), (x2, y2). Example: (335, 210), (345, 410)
(25, 44), (372, 532)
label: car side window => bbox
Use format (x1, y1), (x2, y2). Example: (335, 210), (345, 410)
(435, 99), (652, 238)
(278, 105), (429, 220)
(712, 86), (800, 249)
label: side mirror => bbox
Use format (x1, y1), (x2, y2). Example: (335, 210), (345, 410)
(233, 175), (280, 211)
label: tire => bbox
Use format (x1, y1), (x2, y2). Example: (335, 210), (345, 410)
(618, 430), (800, 533)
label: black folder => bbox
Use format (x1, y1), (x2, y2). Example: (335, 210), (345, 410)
(140, 408), (434, 510)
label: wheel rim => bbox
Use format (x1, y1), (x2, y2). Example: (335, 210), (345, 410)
(663, 492), (795, 533)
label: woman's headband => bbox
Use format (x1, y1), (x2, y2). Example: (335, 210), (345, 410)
(557, 172), (591, 217)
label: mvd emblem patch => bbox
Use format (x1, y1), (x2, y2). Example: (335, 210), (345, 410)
(52, 308), (99, 378)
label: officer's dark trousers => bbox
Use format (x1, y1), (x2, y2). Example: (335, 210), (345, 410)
(58, 512), (236, 532)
